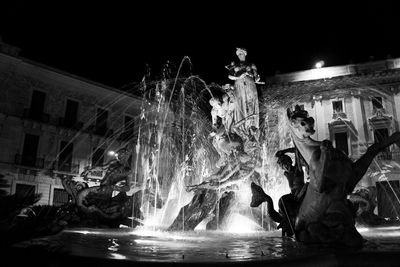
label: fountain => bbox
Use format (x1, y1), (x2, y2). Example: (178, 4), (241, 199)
(3, 48), (400, 266)
(54, 48), (274, 233)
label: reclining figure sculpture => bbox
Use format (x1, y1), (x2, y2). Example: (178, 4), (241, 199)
(251, 105), (400, 247)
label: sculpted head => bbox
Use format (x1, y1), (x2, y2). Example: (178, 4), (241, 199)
(236, 47), (247, 61)
(116, 147), (131, 162)
(209, 97), (221, 107)
(277, 154), (293, 172)
(287, 105), (315, 139)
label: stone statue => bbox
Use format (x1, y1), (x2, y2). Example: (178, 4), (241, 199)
(251, 105), (400, 247)
(348, 186), (389, 226)
(275, 150), (307, 201)
(228, 47), (260, 132)
(209, 97), (225, 130)
(97, 148), (133, 191)
(187, 145), (260, 192)
(221, 85), (236, 132)
(250, 150), (308, 237)
(209, 86), (236, 133)
(186, 48), (265, 193)
(61, 147), (143, 227)
(174, 49), (265, 231)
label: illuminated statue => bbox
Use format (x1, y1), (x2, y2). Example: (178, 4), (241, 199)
(209, 86), (236, 133)
(209, 97), (225, 129)
(251, 105), (400, 247)
(221, 85), (236, 132)
(187, 49), (263, 193)
(174, 50), (264, 231)
(228, 48), (260, 132)
(61, 147), (143, 227)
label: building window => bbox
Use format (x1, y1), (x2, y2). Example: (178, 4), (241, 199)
(334, 132), (349, 156)
(95, 108), (108, 135)
(29, 90), (46, 120)
(372, 96), (383, 112)
(64, 99), (79, 127)
(332, 100), (344, 113)
(125, 115), (134, 133)
(92, 148), (105, 167)
(58, 141), (74, 172)
(374, 128), (391, 160)
(119, 115), (134, 141)
(53, 188), (70, 206)
(376, 180), (400, 219)
(15, 183), (36, 203)
(374, 128), (389, 143)
(21, 134), (40, 167)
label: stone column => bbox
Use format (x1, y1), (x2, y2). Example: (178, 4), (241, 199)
(313, 96), (326, 140)
(351, 96), (367, 157)
(394, 94), (400, 132)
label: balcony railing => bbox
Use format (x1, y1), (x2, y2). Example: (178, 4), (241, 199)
(15, 155), (82, 176)
(14, 154), (44, 169)
(376, 151), (400, 161)
(83, 124), (114, 138)
(87, 169), (104, 178)
(23, 108), (50, 123)
(332, 112), (347, 120)
(55, 162), (80, 175)
(117, 130), (134, 142)
(377, 150), (392, 160)
(393, 151), (400, 161)
(58, 117), (84, 130)
(96, 128), (114, 137)
(82, 167), (104, 182)
(372, 108), (386, 117)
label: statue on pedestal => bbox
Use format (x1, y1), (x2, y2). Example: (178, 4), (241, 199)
(188, 48), (264, 192)
(174, 48), (264, 230)
(228, 47), (260, 133)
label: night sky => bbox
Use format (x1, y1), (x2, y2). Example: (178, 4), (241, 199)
(1, 0), (399, 89)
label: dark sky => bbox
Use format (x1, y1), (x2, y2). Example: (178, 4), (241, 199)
(1, 0), (399, 88)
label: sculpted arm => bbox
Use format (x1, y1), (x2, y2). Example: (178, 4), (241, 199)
(251, 63), (260, 82)
(228, 65), (247, 80)
(218, 167), (255, 188)
(229, 74), (245, 80)
(275, 147), (296, 157)
(211, 109), (218, 127)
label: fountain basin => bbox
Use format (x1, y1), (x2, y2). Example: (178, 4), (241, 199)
(6, 226), (400, 267)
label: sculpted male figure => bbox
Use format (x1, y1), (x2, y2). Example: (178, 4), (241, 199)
(251, 105), (400, 247)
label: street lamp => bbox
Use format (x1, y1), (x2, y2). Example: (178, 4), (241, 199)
(315, 60), (325, 69)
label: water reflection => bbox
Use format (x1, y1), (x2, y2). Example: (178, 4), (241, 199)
(109, 253), (127, 260)
(107, 238), (119, 252)
(42, 227), (400, 262)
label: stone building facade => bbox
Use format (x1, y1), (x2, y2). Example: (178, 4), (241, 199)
(0, 41), (141, 206)
(263, 58), (400, 219)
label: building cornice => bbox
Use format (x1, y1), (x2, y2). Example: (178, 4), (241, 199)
(261, 68), (400, 106)
(0, 52), (141, 102)
(266, 58), (400, 85)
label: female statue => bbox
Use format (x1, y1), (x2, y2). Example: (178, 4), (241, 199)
(228, 47), (260, 132)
